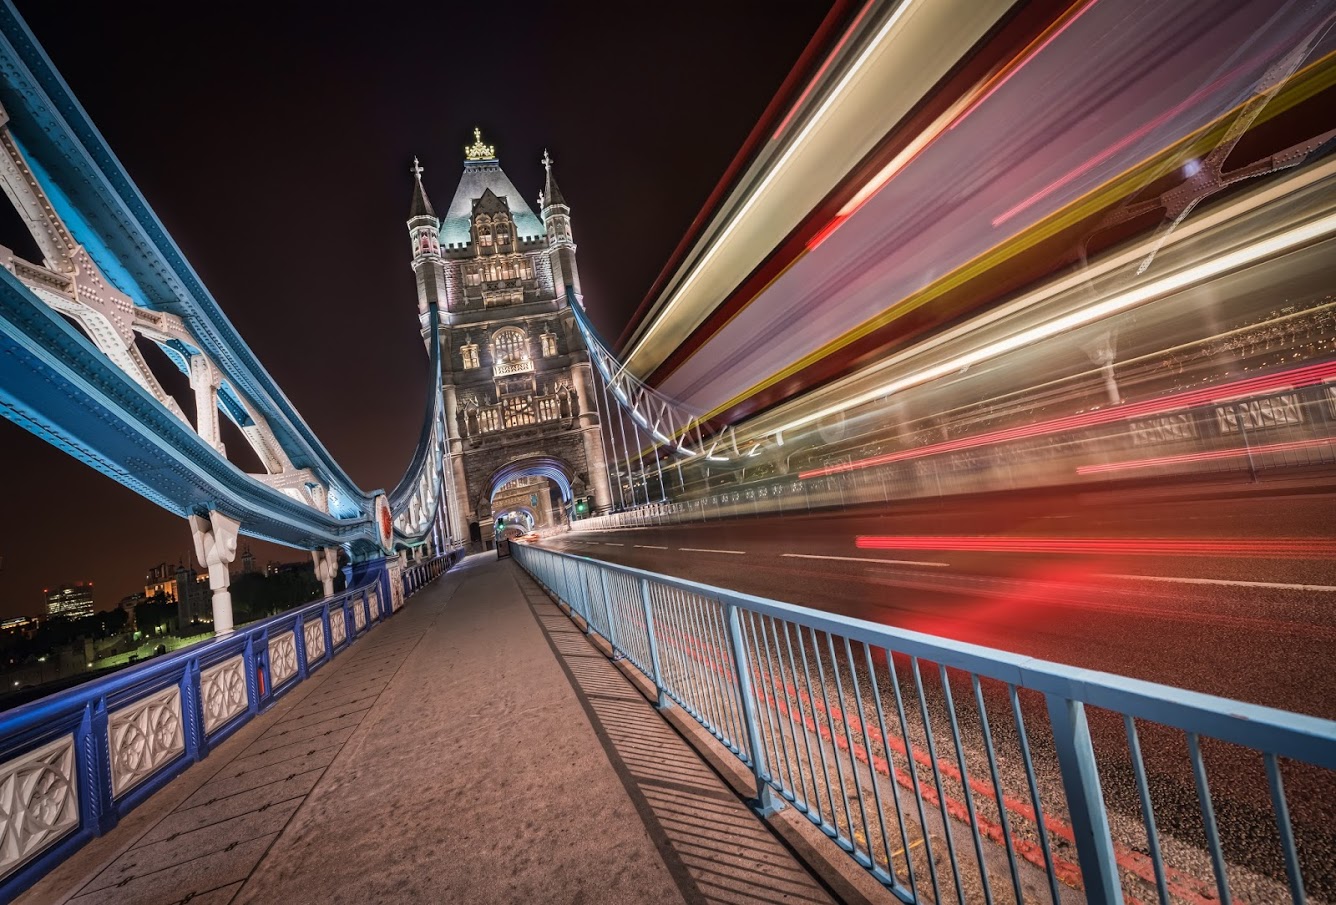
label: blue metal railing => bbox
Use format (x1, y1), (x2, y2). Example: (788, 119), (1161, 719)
(0, 549), (460, 900)
(513, 543), (1336, 905)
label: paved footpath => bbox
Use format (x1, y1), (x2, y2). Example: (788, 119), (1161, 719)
(20, 553), (836, 905)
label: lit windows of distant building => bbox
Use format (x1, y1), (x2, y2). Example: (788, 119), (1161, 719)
(45, 583), (94, 620)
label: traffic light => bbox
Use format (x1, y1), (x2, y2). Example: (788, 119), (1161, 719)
(574, 497), (590, 517)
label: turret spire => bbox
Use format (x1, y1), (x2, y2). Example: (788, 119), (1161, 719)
(408, 156), (435, 219)
(541, 149), (566, 208)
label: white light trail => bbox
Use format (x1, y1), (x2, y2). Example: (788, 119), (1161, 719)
(778, 210), (1336, 435)
(628, 0), (919, 365)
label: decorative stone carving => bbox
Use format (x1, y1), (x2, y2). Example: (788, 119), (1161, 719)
(330, 608), (347, 647)
(353, 598), (367, 632)
(189, 510), (240, 634)
(108, 685), (184, 798)
(311, 546), (339, 598)
(0, 734), (79, 880)
(388, 560), (405, 612)
(268, 631), (298, 686)
(200, 655), (248, 735)
(303, 619), (326, 665)
(368, 589), (380, 621)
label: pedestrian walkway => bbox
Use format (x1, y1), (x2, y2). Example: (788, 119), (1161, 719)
(19, 554), (839, 905)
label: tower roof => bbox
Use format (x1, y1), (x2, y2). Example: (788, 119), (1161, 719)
(439, 132), (545, 246)
(541, 149), (567, 209)
(408, 157), (435, 219)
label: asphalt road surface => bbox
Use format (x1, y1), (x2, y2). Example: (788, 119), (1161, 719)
(542, 481), (1336, 719)
(535, 479), (1336, 900)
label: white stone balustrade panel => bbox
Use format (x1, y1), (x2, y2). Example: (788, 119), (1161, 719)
(109, 686), (184, 798)
(329, 609), (347, 648)
(303, 619), (326, 665)
(368, 590), (380, 621)
(200, 655), (248, 735)
(0, 735), (79, 880)
(353, 599), (366, 632)
(388, 562), (404, 612)
(268, 631), (298, 687)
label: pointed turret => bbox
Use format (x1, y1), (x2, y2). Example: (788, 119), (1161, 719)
(542, 150), (567, 208)
(405, 157), (447, 323)
(540, 149), (581, 303)
(408, 157), (436, 219)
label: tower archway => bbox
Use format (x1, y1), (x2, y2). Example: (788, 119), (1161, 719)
(485, 455), (576, 504)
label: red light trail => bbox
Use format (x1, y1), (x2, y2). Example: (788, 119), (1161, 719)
(1076, 436), (1334, 474)
(799, 359), (1336, 479)
(856, 535), (1336, 558)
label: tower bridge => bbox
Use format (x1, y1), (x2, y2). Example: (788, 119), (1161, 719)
(1, 2), (1336, 904)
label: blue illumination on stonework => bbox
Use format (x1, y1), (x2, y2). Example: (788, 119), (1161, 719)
(18, 136), (151, 306)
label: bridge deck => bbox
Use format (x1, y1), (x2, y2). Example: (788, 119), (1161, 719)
(20, 554), (837, 905)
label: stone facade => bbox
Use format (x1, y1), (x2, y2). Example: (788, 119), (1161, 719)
(407, 136), (611, 547)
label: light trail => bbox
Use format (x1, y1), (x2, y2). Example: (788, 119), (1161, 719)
(1100, 574), (1336, 592)
(626, 0), (920, 367)
(780, 552), (950, 567)
(799, 352), (1336, 481)
(810, 0), (1103, 251)
(856, 535), (1336, 557)
(1076, 437), (1335, 475)
(785, 209), (1336, 441)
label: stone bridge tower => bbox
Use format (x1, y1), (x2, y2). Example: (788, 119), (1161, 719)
(407, 130), (611, 547)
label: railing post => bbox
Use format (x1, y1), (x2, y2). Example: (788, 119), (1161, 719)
(639, 577), (672, 711)
(599, 569), (623, 659)
(1046, 695), (1123, 904)
(724, 602), (782, 815)
(577, 560), (593, 634)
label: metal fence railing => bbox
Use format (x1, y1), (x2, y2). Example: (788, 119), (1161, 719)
(0, 548), (461, 901)
(513, 543), (1336, 905)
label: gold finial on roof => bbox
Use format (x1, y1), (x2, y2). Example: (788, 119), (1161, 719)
(465, 127), (496, 161)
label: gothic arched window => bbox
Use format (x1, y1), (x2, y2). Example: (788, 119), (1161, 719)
(492, 327), (527, 363)
(475, 217), (493, 247)
(494, 217), (511, 246)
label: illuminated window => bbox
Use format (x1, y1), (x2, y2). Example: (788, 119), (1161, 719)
(476, 217), (492, 247)
(540, 332), (558, 357)
(494, 218), (511, 246)
(519, 258), (534, 280)
(461, 343), (480, 369)
(492, 327), (527, 363)
(463, 265), (481, 287)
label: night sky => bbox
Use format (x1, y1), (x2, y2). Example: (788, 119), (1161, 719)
(0, 1), (832, 617)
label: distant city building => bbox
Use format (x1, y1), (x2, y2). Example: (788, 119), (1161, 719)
(144, 563), (211, 626)
(240, 546), (256, 575)
(0, 615), (39, 635)
(117, 591), (145, 630)
(45, 583), (94, 620)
